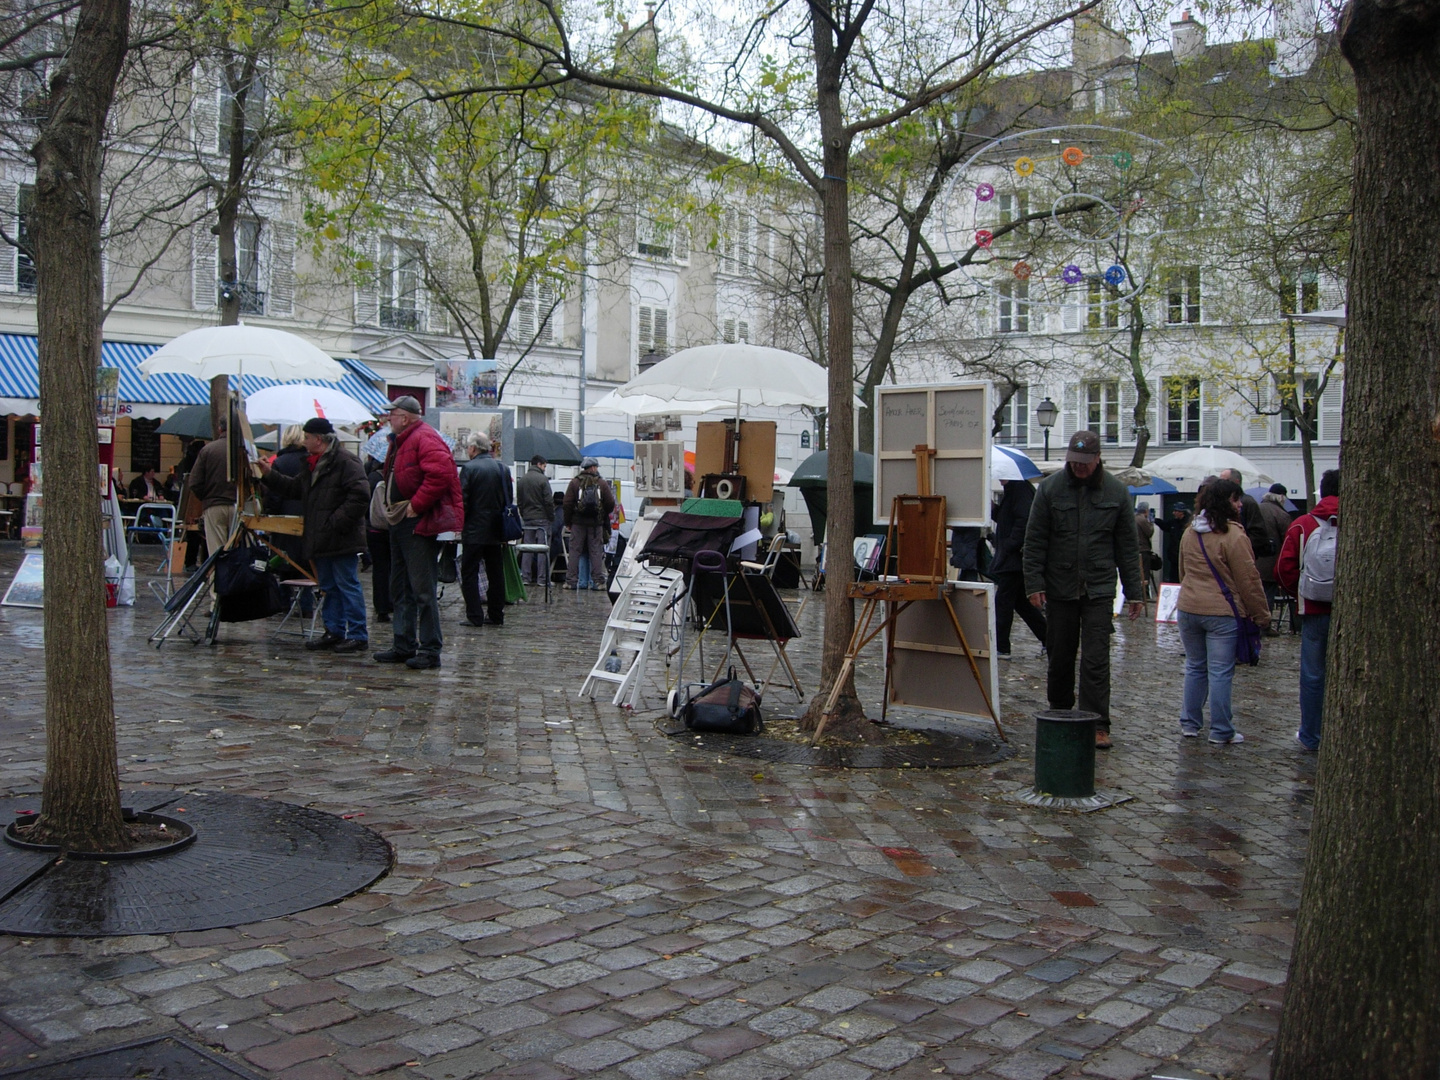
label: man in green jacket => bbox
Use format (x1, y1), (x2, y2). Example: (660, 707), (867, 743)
(1023, 430), (1146, 748)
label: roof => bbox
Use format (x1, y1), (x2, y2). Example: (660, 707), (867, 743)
(0, 333), (391, 412)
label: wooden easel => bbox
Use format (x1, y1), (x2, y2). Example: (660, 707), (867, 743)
(812, 444), (1004, 744)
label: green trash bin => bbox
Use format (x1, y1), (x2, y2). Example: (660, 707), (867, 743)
(1034, 710), (1100, 798)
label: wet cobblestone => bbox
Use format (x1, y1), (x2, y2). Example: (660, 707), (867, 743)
(0, 544), (1312, 1078)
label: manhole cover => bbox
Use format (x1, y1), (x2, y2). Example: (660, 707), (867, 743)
(0, 1035), (263, 1078)
(0, 793), (390, 937)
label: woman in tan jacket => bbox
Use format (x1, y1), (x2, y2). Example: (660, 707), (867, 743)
(1177, 479), (1271, 744)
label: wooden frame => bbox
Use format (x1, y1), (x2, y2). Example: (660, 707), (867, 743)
(884, 582), (1000, 726)
(874, 382), (991, 527)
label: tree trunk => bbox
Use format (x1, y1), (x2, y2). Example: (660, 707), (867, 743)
(1126, 297), (1151, 467)
(800, 23), (863, 733)
(1271, 1), (1440, 1074)
(30, 0), (131, 852)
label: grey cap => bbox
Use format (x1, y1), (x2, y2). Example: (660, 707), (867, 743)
(581, 457), (599, 469)
(390, 395), (422, 415)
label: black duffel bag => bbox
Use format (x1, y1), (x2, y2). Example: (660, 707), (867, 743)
(213, 542), (287, 622)
(682, 667), (764, 735)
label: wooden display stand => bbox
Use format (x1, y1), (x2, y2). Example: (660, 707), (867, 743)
(694, 419), (775, 502)
(813, 446), (1003, 744)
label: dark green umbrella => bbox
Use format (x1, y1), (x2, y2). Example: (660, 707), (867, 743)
(512, 426), (582, 466)
(156, 404), (215, 439)
(786, 450), (876, 541)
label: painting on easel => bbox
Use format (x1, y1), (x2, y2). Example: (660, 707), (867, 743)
(874, 382), (990, 527)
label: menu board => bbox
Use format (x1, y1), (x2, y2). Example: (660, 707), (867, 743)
(874, 382), (990, 526)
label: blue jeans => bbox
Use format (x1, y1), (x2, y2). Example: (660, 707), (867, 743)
(389, 519), (443, 659)
(1299, 613), (1330, 749)
(1178, 610), (1238, 740)
(314, 555), (367, 642)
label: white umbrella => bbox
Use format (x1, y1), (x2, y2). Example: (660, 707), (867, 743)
(245, 384), (378, 427)
(139, 325), (346, 383)
(614, 344), (831, 410)
(1286, 307), (1346, 328)
(1146, 447), (1273, 487)
(585, 390), (733, 418)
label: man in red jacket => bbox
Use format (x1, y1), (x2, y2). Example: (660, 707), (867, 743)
(1275, 468), (1339, 751)
(374, 397), (463, 669)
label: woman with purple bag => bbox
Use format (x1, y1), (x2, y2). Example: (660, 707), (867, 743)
(1176, 478), (1271, 744)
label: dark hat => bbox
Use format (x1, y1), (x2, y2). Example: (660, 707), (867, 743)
(390, 395), (422, 415)
(1269, 482), (1287, 495)
(581, 457), (599, 469)
(302, 417), (335, 435)
(1065, 429), (1101, 464)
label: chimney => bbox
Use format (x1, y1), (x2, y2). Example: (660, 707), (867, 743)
(1171, 10), (1206, 62)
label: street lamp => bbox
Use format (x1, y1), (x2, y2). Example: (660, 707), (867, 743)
(1035, 396), (1058, 460)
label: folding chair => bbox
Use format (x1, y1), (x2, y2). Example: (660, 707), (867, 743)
(126, 503), (176, 572)
(272, 578), (322, 643)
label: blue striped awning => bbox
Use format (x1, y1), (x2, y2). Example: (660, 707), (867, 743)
(0, 333), (391, 413)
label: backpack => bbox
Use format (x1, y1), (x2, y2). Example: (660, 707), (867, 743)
(577, 478), (601, 519)
(1299, 515), (1338, 603)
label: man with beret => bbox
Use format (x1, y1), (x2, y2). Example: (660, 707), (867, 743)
(258, 417), (372, 653)
(374, 397), (464, 669)
(1023, 430), (1145, 749)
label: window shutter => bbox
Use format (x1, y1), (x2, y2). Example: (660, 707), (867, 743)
(267, 220), (296, 317)
(739, 213), (752, 272)
(192, 65), (220, 155)
(1061, 287), (1080, 331)
(537, 279), (556, 344)
(354, 235), (379, 326)
(1200, 380), (1222, 444)
(1245, 381), (1271, 446)
(556, 409), (575, 437)
(517, 285), (537, 339)
(738, 319), (749, 343)
(1119, 377), (1138, 446)
(653, 308), (668, 353)
(638, 305), (652, 356)
(722, 208), (737, 275)
(1144, 378), (1159, 447)
(191, 221), (217, 311)
(1061, 384), (1079, 439)
(0, 181), (17, 292)
(722, 317), (735, 344)
(1319, 377), (1343, 442)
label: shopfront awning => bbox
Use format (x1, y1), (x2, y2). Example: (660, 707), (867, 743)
(0, 333), (392, 418)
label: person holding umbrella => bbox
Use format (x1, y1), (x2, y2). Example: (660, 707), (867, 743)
(258, 418), (372, 653)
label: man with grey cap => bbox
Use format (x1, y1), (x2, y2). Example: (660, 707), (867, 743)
(459, 429), (510, 627)
(258, 417), (371, 652)
(563, 457), (615, 590)
(1023, 429), (1145, 748)
(375, 396), (463, 669)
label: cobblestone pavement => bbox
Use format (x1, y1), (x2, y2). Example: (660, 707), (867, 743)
(0, 543), (1314, 1080)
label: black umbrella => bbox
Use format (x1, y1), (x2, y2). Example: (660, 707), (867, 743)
(512, 426), (582, 466)
(786, 450), (876, 540)
(156, 404), (215, 439)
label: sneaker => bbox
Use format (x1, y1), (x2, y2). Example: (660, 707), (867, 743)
(405, 654), (441, 670)
(1295, 732), (1318, 752)
(563, 584), (578, 591)
(373, 649), (415, 663)
(995, 651), (1012, 660)
(1209, 732), (1245, 745)
(332, 639), (367, 654)
(1181, 726), (1201, 738)
(305, 631), (343, 651)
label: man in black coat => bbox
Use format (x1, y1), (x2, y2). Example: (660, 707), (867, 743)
(459, 430), (510, 627)
(990, 478), (1047, 657)
(258, 418), (371, 653)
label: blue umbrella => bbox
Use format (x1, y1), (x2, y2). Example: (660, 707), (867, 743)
(1129, 476), (1179, 495)
(582, 438), (635, 459)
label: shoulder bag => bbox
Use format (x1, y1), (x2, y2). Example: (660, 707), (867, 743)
(682, 668), (764, 734)
(368, 479), (410, 529)
(1197, 533), (1262, 666)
